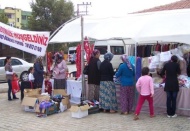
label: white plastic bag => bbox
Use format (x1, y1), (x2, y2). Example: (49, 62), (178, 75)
(160, 51), (172, 62)
(60, 103), (67, 112)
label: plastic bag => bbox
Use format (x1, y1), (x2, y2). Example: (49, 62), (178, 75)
(12, 80), (20, 94)
(180, 45), (190, 54)
(60, 103), (67, 112)
(160, 51), (172, 62)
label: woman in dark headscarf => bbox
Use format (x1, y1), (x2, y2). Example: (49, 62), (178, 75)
(33, 56), (45, 88)
(115, 54), (135, 115)
(99, 52), (118, 113)
(88, 49), (101, 101)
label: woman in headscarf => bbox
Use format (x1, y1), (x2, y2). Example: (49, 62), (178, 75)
(33, 56), (45, 88)
(99, 52), (118, 113)
(88, 49), (101, 101)
(53, 52), (68, 89)
(115, 54), (135, 115)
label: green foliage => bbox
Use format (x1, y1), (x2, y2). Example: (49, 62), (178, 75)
(0, 12), (8, 24)
(28, 0), (74, 34)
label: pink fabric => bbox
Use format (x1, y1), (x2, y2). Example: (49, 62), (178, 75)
(53, 60), (67, 79)
(135, 94), (154, 116)
(136, 75), (154, 95)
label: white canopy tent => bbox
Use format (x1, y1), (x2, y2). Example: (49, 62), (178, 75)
(49, 8), (190, 45)
(49, 8), (190, 102)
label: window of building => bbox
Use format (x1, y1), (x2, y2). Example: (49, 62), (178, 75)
(110, 46), (124, 55)
(17, 18), (19, 22)
(94, 46), (107, 54)
(22, 15), (27, 20)
(6, 13), (12, 18)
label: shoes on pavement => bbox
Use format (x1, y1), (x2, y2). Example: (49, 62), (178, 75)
(171, 114), (177, 118)
(13, 97), (19, 100)
(8, 98), (12, 101)
(150, 115), (156, 118)
(167, 115), (171, 118)
(134, 114), (139, 121)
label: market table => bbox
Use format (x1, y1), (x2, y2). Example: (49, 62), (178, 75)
(115, 84), (190, 116)
(66, 80), (89, 104)
(141, 87), (190, 116)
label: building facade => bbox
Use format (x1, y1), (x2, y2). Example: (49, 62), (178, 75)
(0, 7), (31, 29)
(0, 7), (34, 62)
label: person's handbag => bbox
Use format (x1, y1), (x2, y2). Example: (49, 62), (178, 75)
(83, 65), (89, 75)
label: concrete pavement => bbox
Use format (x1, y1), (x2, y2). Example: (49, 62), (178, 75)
(0, 83), (8, 93)
(0, 91), (190, 130)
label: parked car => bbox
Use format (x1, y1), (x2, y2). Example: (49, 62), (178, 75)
(0, 57), (33, 82)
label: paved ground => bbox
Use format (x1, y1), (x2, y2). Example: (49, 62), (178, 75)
(0, 91), (190, 131)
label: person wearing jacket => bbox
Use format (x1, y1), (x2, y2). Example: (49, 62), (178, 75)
(88, 49), (101, 101)
(4, 56), (19, 101)
(53, 53), (68, 89)
(33, 57), (45, 88)
(115, 54), (135, 115)
(99, 52), (118, 113)
(161, 55), (181, 118)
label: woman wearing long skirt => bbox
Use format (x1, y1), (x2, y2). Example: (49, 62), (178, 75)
(99, 53), (118, 113)
(53, 52), (68, 89)
(88, 49), (101, 101)
(115, 54), (135, 115)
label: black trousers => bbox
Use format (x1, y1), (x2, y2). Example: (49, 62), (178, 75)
(20, 81), (34, 101)
(166, 91), (178, 116)
(7, 79), (16, 100)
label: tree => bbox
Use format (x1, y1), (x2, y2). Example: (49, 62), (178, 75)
(0, 12), (8, 24)
(28, 0), (74, 34)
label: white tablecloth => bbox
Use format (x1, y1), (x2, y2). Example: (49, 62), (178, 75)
(66, 80), (82, 104)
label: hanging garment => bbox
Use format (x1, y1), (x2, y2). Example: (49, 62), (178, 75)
(136, 57), (142, 81)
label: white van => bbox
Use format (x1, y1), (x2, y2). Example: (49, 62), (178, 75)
(68, 47), (77, 64)
(94, 40), (125, 69)
(68, 46), (87, 64)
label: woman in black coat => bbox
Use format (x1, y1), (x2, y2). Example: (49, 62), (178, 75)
(33, 57), (45, 88)
(161, 55), (181, 118)
(88, 49), (101, 101)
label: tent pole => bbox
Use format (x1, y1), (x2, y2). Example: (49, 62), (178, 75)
(134, 42), (138, 108)
(81, 16), (85, 103)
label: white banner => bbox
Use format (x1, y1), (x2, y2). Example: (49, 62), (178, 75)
(0, 22), (50, 56)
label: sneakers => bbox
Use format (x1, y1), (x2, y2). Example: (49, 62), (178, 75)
(171, 114), (177, 118)
(167, 114), (177, 118)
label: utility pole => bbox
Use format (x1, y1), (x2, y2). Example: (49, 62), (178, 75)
(77, 2), (91, 16)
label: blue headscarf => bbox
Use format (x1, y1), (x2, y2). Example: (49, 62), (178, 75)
(104, 52), (114, 61)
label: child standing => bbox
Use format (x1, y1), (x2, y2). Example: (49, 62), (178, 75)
(134, 67), (154, 120)
(28, 67), (35, 88)
(44, 73), (52, 96)
(28, 67), (35, 82)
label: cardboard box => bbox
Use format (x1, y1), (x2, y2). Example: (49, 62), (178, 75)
(21, 97), (38, 112)
(24, 88), (41, 97)
(53, 89), (71, 109)
(70, 104), (90, 118)
(22, 95), (50, 113)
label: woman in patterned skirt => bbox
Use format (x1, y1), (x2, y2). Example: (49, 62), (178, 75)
(99, 52), (118, 113)
(115, 54), (135, 115)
